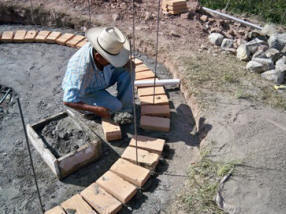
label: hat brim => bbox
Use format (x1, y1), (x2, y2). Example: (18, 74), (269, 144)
(86, 27), (130, 68)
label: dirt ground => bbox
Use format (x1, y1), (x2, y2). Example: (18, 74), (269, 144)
(1, 0), (286, 213)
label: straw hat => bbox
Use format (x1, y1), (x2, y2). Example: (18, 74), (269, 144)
(86, 26), (130, 68)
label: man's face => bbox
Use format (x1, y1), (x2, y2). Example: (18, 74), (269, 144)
(94, 52), (110, 67)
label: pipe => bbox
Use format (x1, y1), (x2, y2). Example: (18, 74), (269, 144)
(135, 79), (180, 87)
(202, 7), (263, 30)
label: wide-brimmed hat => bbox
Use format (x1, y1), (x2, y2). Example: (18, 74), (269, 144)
(86, 26), (130, 68)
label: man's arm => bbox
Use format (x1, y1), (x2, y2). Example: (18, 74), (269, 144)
(64, 102), (110, 118)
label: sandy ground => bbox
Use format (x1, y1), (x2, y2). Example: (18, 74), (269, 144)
(0, 25), (200, 214)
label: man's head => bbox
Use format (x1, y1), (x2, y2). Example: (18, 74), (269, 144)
(93, 49), (110, 67)
(86, 26), (130, 68)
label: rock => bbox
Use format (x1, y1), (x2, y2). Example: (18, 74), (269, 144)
(237, 44), (250, 61)
(112, 13), (120, 21)
(246, 38), (268, 54)
(247, 57), (274, 73)
(268, 33), (286, 51)
(261, 69), (285, 84)
(264, 48), (282, 62)
(282, 46), (286, 55)
(170, 31), (180, 38)
(275, 56), (286, 72)
(253, 49), (267, 59)
(221, 38), (234, 49)
(144, 12), (152, 21)
(261, 24), (277, 36)
(200, 15), (208, 22)
(208, 33), (224, 46)
(180, 12), (189, 19)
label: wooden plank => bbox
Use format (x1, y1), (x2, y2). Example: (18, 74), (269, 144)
(46, 31), (62, 43)
(102, 119), (122, 141)
(121, 146), (160, 169)
(44, 206), (65, 214)
(140, 115), (170, 132)
(76, 39), (88, 49)
(61, 194), (97, 214)
(81, 183), (122, 214)
(24, 30), (38, 42)
(136, 70), (155, 80)
(56, 33), (75, 45)
(137, 86), (165, 97)
(110, 158), (151, 187)
(35, 31), (51, 42)
(96, 171), (137, 204)
(139, 94), (169, 105)
(26, 125), (60, 177)
(135, 65), (150, 73)
(66, 35), (85, 47)
(133, 58), (143, 65)
(13, 30), (27, 42)
(1, 31), (14, 42)
(141, 104), (170, 118)
(129, 135), (165, 154)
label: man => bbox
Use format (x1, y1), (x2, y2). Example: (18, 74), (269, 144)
(62, 27), (133, 119)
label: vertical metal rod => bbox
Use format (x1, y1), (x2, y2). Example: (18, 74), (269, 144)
(88, 0), (92, 28)
(17, 98), (44, 214)
(131, 0), (138, 165)
(153, 0), (161, 104)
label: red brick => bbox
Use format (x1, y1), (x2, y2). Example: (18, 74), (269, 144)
(81, 183), (122, 214)
(46, 31), (62, 43)
(1, 31), (14, 42)
(129, 135), (165, 154)
(137, 86), (165, 97)
(66, 35), (85, 47)
(139, 94), (169, 105)
(44, 206), (65, 214)
(76, 39), (88, 48)
(61, 194), (96, 214)
(141, 104), (170, 118)
(35, 31), (51, 42)
(135, 70), (155, 80)
(102, 119), (122, 141)
(110, 158), (151, 187)
(24, 30), (37, 42)
(96, 171), (137, 204)
(13, 30), (26, 42)
(121, 146), (160, 169)
(56, 33), (75, 45)
(140, 115), (170, 132)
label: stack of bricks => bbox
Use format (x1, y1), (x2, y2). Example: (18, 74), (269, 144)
(0, 30), (87, 48)
(134, 58), (171, 132)
(161, 0), (188, 15)
(45, 135), (165, 214)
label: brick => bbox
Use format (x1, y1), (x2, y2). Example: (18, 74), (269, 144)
(35, 31), (51, 42)
(121, 146), (160, 169)
(96, 171), (137, 204)
(24, 30), (38, 42)
(102, 119), (122, 141)
(110, 158), (151, 187)
(140, 115), (170, 132)
(1, 31), (14, 42)
(76, 39), (88, 49)
(61, 194), (97, 214)
(135, 65), (150, 73)
(133, 58), (143, 65)
(56, 33), (75, 45)
(137, 86), (165, 97)
(44, 206), (65, 214)
(13, 30), (26, 42)
(141, 104), (170, 118)
(81, 183), (122, 214)
(129, 135), (165, 154)
(139, 94), (169, 105)
(66, 35), (85, 47)
(135, 70), (155, 80)
(46, 31), (62, 43)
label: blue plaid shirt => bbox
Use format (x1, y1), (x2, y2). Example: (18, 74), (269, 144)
(62, 42), (120, 103)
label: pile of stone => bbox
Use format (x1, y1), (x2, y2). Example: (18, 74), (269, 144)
(208, 24), (286, 84)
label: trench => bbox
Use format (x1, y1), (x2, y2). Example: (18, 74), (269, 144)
(0, 7), (207, 214)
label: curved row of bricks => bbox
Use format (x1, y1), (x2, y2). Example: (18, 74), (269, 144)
(0, 30), (171, 214)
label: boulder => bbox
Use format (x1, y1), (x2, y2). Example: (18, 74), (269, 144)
(264, 48), (282, 62)
(261, 69), (285, 84)
(237, 44), (250, 61)
(246, 61), (264, 73)
(260, 24), (277, 36)
(275, 56), (286, 72)
(221, 38), (234, 49)
(246, 38), (268, 54)
(247, 58), (274, 73)
(208, 33), (224, 46)
(253, 49), (267, 59)
(268, 33), (286, 51)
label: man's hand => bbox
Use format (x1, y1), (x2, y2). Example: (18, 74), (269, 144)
(64, 102), (111, 118)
